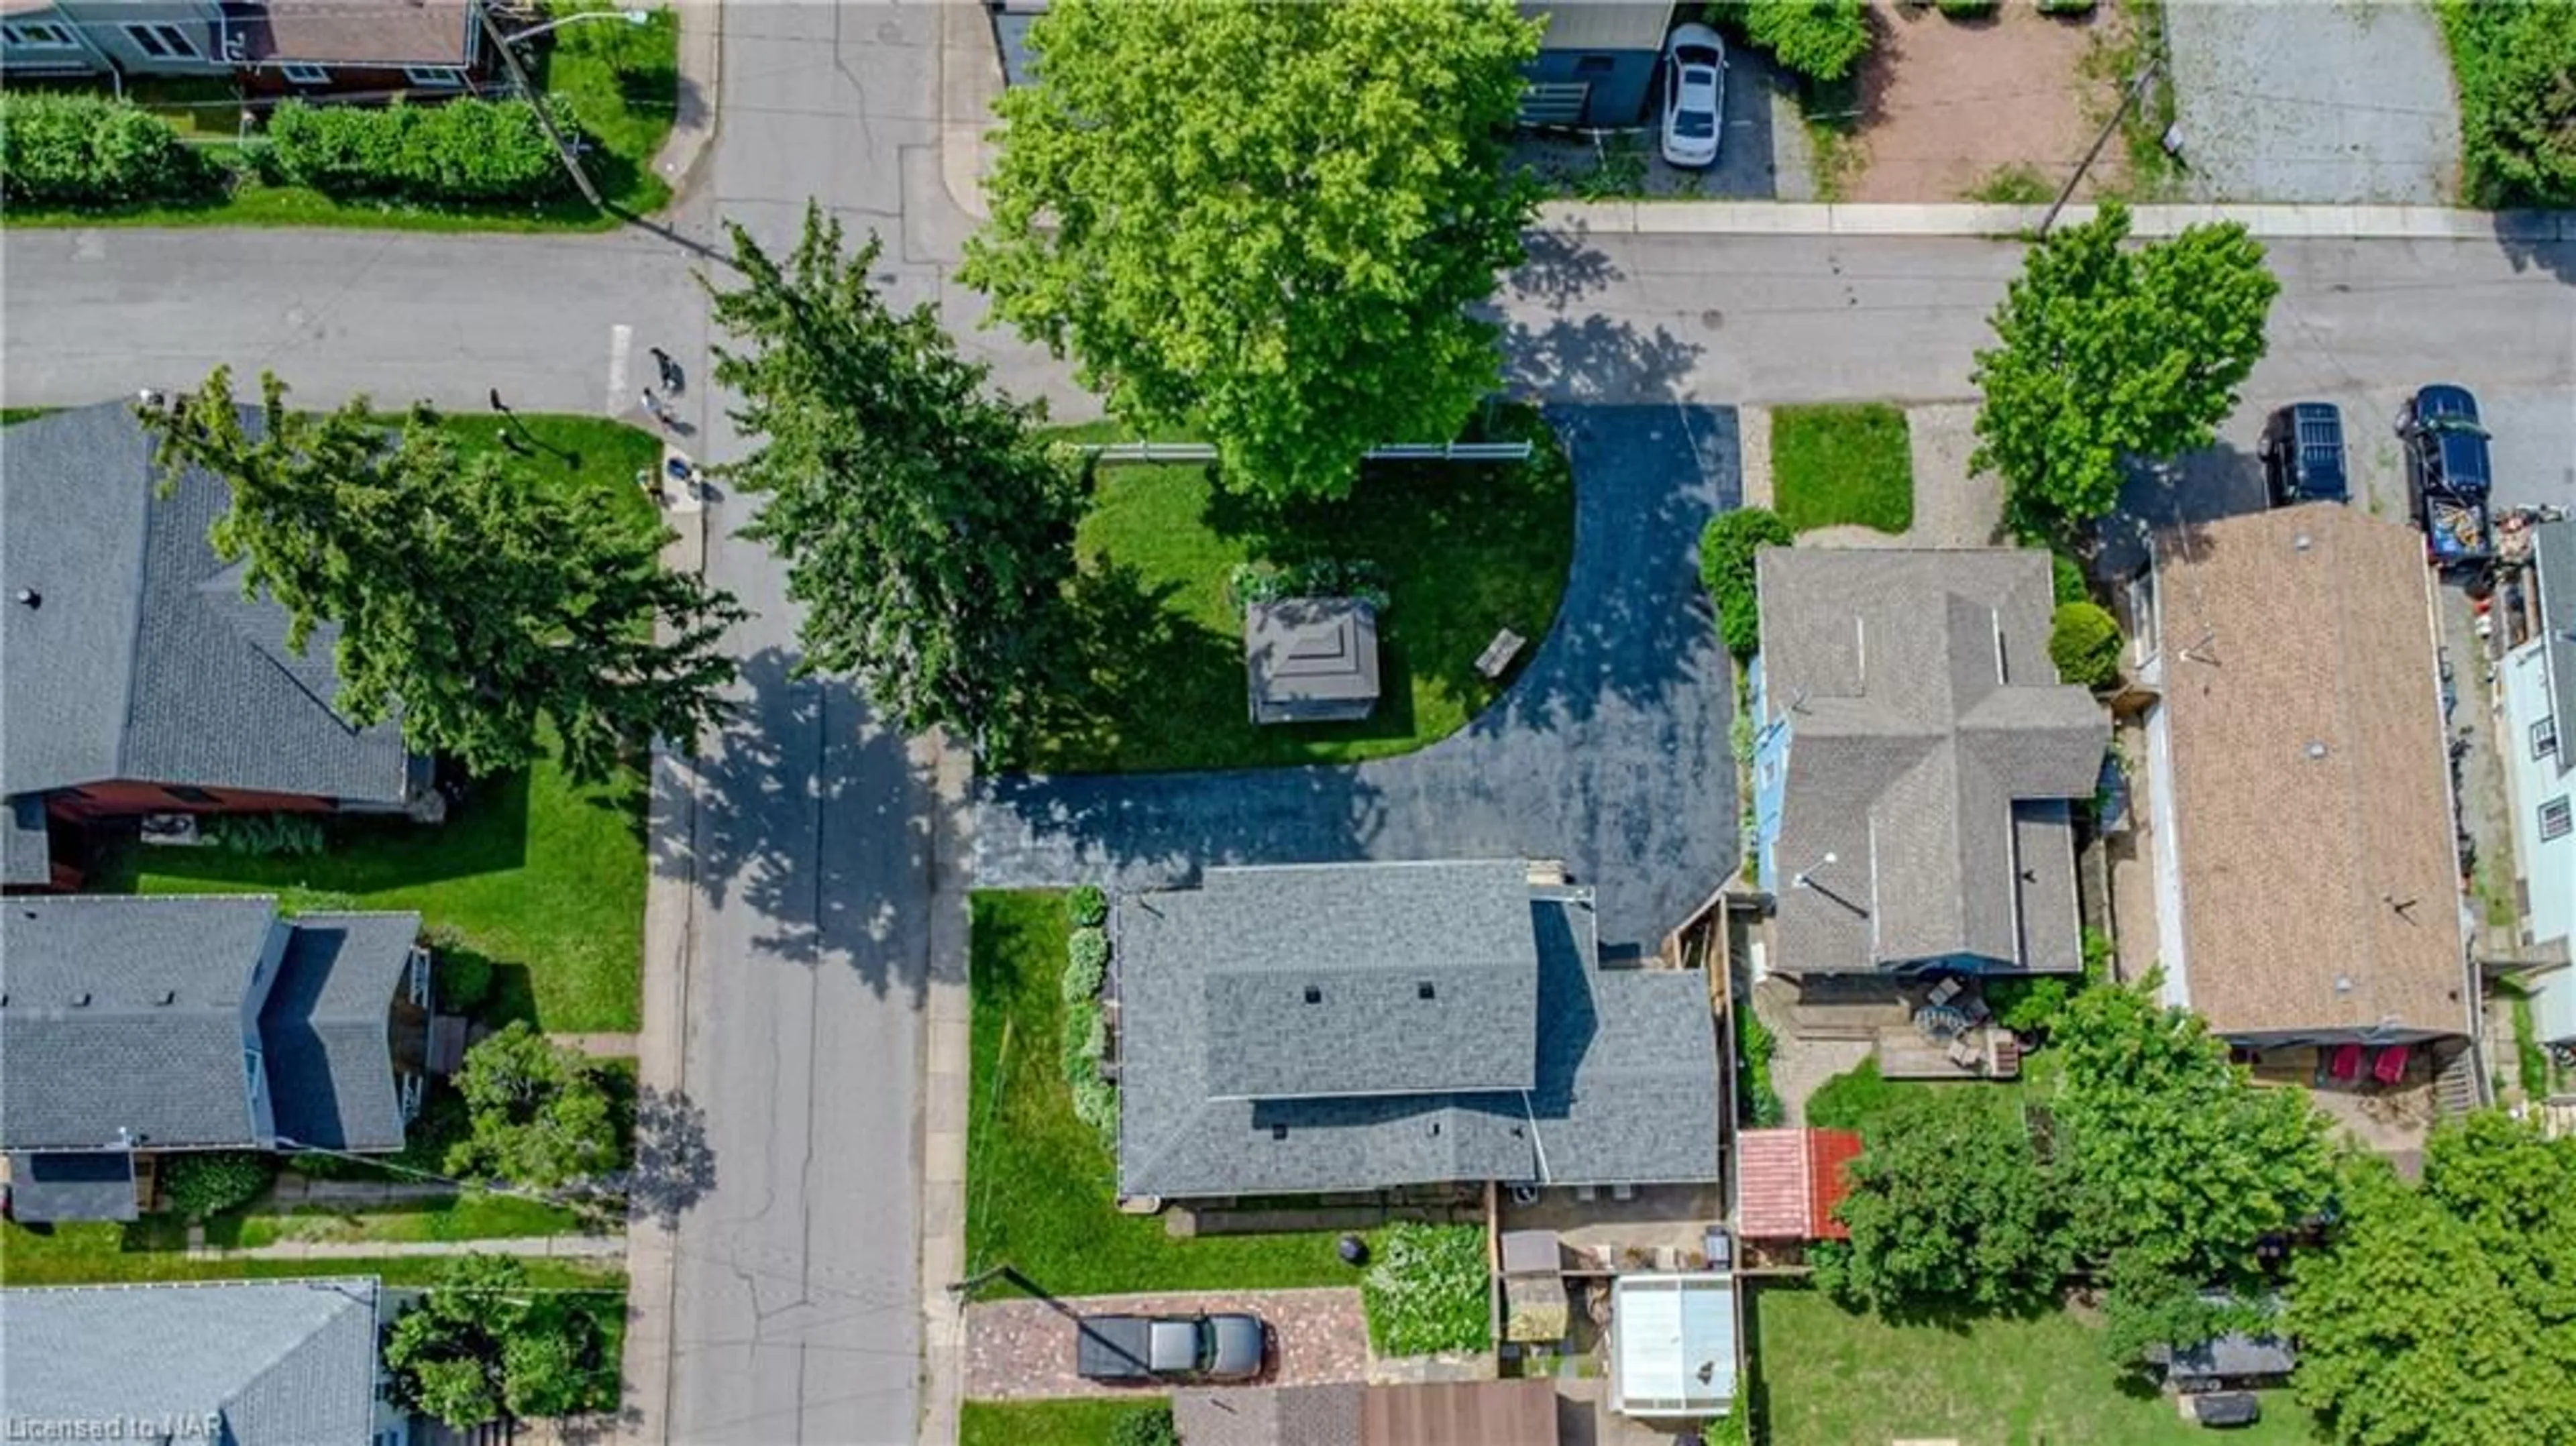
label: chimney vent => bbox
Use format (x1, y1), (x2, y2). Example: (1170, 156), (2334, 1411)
(155, 989), (176, 1007)
(69, 991), (89, 1007)
(13, 588), (38, 609)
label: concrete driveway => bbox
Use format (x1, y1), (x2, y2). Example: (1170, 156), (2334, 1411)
(973, 404), (1739, 954)
(2165, 0), (2463, 203)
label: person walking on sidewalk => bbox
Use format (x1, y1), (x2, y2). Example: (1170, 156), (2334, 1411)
(649, 346), (685, 396)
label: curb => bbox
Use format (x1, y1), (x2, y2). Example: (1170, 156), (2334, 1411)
(1536, 199), (2576, 242)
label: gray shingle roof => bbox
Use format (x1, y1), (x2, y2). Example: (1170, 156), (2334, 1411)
(4, 1152), (138, 1223)
(1, 895), (282, 1151)
(1117, 865), (1721, 1198)
(1756, 549), (2107, 975)
(4, 794), (50, 887)
(0, 897), (417, 1154)
(1, 402), (413, 805)
(1, 1278), (382, 1443)
(262, 912), (419, 1152)
(2535, 520), (2576, 783)
(1246, 598), (1381, 724)
(1194, 861), (1538, 1099)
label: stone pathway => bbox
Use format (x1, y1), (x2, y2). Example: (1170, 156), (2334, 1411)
(965, 1286), (1368, 1402)
(184, 1233), (626, 1262)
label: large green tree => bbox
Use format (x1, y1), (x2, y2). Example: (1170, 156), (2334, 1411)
(1812, 1087), (2071, 1313)
(2290, 1112), (2576, 1445)
(1970, 203), (2279, 543)
(383, 1254), (614, 1426)
(961, 0), (1540, 501)
(707, 206), (1085, 757)
(146, 371), (741, 783)
(2051, 978), (2333, 1282)
(445, 1021), (620, 1191)
(2438, 0), (2576, 207)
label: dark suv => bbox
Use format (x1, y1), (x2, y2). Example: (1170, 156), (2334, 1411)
(2397, 384), (2493, 497)
(2259, 402), (2348, 506)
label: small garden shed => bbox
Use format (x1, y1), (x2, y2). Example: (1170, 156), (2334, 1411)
(1609, 1272), (1737, 1420)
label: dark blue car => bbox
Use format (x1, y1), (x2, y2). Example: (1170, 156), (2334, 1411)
(2398, 384), (2496, 569)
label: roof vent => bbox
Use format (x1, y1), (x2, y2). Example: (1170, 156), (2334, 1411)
(154, 989), (176, 1007)
(1271, 1124), (1289, 1141)
(2294, 533), (2314, 553)
(2306, 740), (2329, 761)
(2334, 975), (2355, 995)
(1417, 981), (1436, 1001)
(13, 588), (37, 609)
(69, 991), (89, 1007)
(1303, 985), (1322, 1004)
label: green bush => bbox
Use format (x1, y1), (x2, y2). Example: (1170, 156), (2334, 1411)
(1362, 1223), (1491, 1357)
(1936, 0), (1998, 15)
(1108, 1406), (1180, 1446)
(201, 812), (328, 856)
(1060, 998), (1106, 1085)
(265, 98), (574, 203)
(1805, 1057), (1899, 1132)
(2436, 0), (2576, 208)
(1722, 0), (1875, 83)
(1065, 928), (1110, 1003)
(0, 93), (209, 207)
(2051, 551), (2089, 606)
(1071, 1075), (1120, 1150)
(1067, 883), (1109, 928)
(435, 950), (495, 1013)
(2036, 0), (2098, 12)
(1737, 1007), (1784, 1127)
(2049, 600), (2123, 689)
(160, 1151), (276, 1219)
(1699, 507), (1794, 659)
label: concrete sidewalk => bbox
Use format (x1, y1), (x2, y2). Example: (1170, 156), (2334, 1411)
(186, 1233), (626, 1262)
(1537, 199), (2576, 241)
(649, 0), (720, 201)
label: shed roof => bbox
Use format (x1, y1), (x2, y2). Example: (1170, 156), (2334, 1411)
(1, 402), (414, 807)
(5, 1151), (138, 1223)
(1734, 1127), (1860, 1239)
(2151, 506), (2467, 1039)
(1246, 598), (1381, 722)
(1756, 549), (2106, 975)
(1611, 1274), (1736, 1416)
(1, 1278), (382, 1442)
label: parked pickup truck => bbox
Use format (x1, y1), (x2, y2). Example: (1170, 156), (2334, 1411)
(1073, 1312), (1265, 1384)
(2398, 384), (2496, 575)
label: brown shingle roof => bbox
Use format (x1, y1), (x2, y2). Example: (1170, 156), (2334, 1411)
(225, 0), (474, 67)
(2151, 506), (2469, 1039)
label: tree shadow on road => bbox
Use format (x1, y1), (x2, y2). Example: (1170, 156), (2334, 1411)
(1507, 227), (1627, 309)
(625, 1084), (716, 1229)
(649, 645), (939, 1003)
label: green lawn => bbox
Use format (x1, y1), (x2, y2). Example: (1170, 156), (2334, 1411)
(1012, 405), (1575, 774)
(966, 891), (1355, 1296)
(0, 1219), (622, 1290)
(1770, 402), (1915, 536)
(105, 412), (658, 1032)
(3, 1), (676, 232)
(961, 1399), (1171, 1446)
(232, 1192), (588, 1249)
(2, 408), (52, 426)
(1749, 1286), (2323, 1446)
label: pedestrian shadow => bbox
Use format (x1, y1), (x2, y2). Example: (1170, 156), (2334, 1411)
(650, 645), (935, 1002)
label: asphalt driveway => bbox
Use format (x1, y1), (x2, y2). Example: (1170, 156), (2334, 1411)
(2165, 0), (2462, 203)
(973, 404), (1739, 954)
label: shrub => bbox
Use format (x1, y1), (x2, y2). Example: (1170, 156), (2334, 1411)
(1108, 1406), (1180, 1446)
(202, 812), (328, 856)
(161, 1151), (276, 1219)
(1699, 507), (1794, 659)
(1061, 998), (1106, 1085)
(1737, 1006), (1784, 1127)
(2037, 0), (2098, 11)
(1805, 1057), (1899, 1132)
(2436, 0), (2576, 208)
(2051, 551), (2089, 606)
(1227, 557), (1391, 616)
(1072, 1076), (1120, 1150)
(1727, 0), (1874, 83)
(435, 950), (496, 1013)
(0, 93), (207, 207)
(1067, 883), (1108, 928)
(266, 98), (574, 204)
(1362, 1223), (1491, 1357)
(1936, 0), (1998, 15)
(1065, 928), (1110, 1004)
(2049, 600), (2123, 689)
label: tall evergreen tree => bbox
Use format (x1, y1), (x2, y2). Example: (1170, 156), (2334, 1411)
(146, 370), (741, 783)
(705, 204), (1085, 757)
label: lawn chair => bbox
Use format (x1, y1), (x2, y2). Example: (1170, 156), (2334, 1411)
(1926, 977), (1963, 1007)
(2372, 1044), (2412, 1086)
(2328, 1043), (2363, 1083)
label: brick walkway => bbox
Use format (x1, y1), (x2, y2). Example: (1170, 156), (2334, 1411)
(965, 1287), (1368, 1402)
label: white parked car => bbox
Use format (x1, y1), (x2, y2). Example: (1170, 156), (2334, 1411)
(1660, 23), (1727, 169)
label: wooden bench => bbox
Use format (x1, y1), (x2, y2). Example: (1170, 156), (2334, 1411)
(1477, 628), (1527, 681)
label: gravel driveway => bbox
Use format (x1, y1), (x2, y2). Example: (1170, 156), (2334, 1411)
(973, 404), (1739, 954)
(2165, 0), (2461, 203)
(965, 1288), (1368, 1401)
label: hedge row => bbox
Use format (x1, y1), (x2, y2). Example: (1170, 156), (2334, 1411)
(266, 97), (574, 203)
(2436, 0), (2576, 208)
(1698, 506), (1794, 659)
(0, 93), (209, 206)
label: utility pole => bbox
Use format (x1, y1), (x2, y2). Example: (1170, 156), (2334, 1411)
(2041, 59), (2157, 237)
(478, 6), (601, 208)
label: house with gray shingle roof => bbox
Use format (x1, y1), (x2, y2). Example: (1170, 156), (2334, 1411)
(1, 401), (429, 889)
(0, 1277), (402, 1445)
(0, 895), (428, 1223)
(1114, 860), (1722, 1200)
(1751, 549), (2108, 977)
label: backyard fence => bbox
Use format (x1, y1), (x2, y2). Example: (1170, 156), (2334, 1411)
(1074, 439), (1533, 465)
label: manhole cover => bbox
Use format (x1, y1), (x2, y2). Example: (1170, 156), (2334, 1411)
(1700, 309), (1725, 331)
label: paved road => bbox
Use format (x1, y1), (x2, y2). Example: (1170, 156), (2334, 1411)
(974, 404), (1738, 954)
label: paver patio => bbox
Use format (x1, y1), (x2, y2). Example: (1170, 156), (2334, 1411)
(965, 1286), (1369, 1401)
